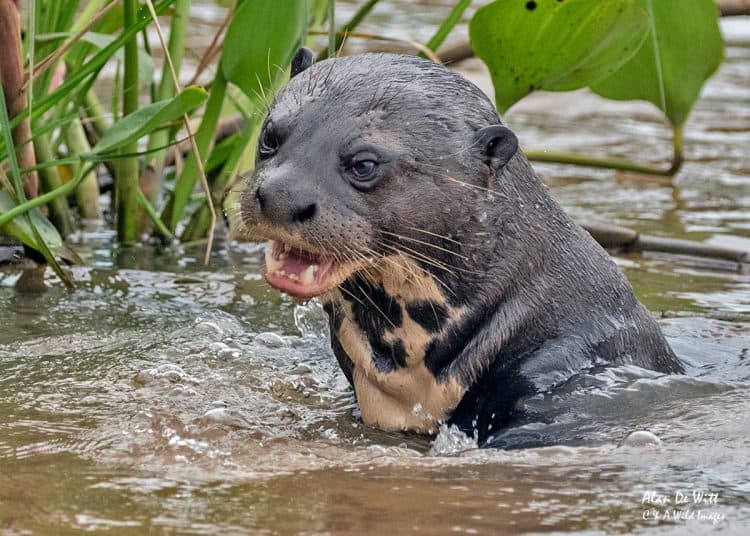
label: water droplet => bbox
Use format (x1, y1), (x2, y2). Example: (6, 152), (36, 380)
(429, 424), (478, 455)
(622, 430), (662, 447)
(293, 300), (328, 338)
(254, 332), (287, 348)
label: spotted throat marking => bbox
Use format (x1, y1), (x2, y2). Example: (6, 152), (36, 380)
(323, 260), (467, 433)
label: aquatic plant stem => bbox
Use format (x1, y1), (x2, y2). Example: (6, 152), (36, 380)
(0, 72), (75, 288)
(525, 123), (684, 177)
(34, 134), (75, 236)
(524, 151), (675, 176)
(6, 0), (174, 134)
(117, 0), (141, 242)
(160, 71), (226, 235)
(0, 164), (94, 229)
(316, 0), (381, 61)
(145, 0), (191, 200)
(144, 0), (214, 263)
(137, 190), (174, 240)
(82, 90), (109, 140)
(424, 0), (471, 54)
(0, 0), (38, 198)
(327, 0), (336, 58)
(0, 2), (71, 287)
(64, 119), (101, 219)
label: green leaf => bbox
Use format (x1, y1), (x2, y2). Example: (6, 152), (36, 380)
(426, 0), (471, 53)
(7, 0), (175, 133)
(469, 0), (650, 113)
(591, 0), (723, 127)
(70, 31), (155, 88)
(92, 86), (208, 155)
(0, 190), (63, 253)
(221, 0), (308, 101)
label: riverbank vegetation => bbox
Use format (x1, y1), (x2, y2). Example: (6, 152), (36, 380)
(0, 0), (736, 287)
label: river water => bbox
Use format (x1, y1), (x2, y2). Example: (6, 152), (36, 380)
(1, 3), (749, 534)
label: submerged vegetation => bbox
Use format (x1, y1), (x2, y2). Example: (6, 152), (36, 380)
(0, 0), (728, 286)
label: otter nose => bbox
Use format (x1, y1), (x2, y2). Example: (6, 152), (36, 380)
(255, 181), (318, 225)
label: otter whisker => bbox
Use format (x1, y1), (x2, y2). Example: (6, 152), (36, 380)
(338, 244), (445, 328)
(380, 230), (468, 260)
(351, 277), (398, 331)
(340, 244), (384, 289)
(405, 226), (461, 245)
(378, 238), (455, 274)
(338, 285), (370, 314)
(375, 251), (423, 287)
(416, 160), (508, 196)
(380, 236), (482, 277)
(378, 242), (456, 297)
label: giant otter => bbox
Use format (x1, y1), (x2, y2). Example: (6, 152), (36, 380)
(236, 49), (683, 448)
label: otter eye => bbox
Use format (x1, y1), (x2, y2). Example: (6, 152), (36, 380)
(343, 151), (382, 190)
(258, 125), (280, 160)
(351, 159), (377, 178)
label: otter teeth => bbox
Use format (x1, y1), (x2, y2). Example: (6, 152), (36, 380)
(300, 265), (318, 286)
(265, 243), (283, 272)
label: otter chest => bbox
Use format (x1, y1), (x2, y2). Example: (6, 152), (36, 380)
(322, 272), (466, 433)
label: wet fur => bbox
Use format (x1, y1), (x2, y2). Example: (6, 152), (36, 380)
(236, 53), (683, 447)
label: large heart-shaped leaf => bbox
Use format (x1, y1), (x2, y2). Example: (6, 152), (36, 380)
(470, 0), (650, 113)
(92, 86), (208, 155)
(591, 0), (723, 127)
(0, 190), (63, 253)
(221, 0), (308, 101)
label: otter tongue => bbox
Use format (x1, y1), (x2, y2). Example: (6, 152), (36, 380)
(265, 241), (327, 286)
(280, 254), (318, 284)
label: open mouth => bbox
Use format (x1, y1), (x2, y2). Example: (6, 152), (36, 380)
(264, 240), (339, 300)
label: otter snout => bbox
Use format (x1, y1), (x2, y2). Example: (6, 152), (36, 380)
(253, 174), (319, 227)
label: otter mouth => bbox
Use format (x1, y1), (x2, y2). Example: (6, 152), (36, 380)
(264, 240), (347, 300)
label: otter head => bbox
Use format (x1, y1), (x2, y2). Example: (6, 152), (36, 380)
(238, 49), (519, 302)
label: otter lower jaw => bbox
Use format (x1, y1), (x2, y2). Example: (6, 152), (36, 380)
(263, 240), (370, 300)
(264, 240), (335, 299)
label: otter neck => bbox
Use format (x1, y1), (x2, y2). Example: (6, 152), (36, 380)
(323, 261), (468, 432)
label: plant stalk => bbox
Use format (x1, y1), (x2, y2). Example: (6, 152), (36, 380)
(424, 0), (471, 54)
(181, 117), (260, 241)
(316, 0), (381, 61)
(327, 0), (336, 58)
(525, 120), (684, 179)
(6, 0), (174, 133)
(145, 0), (191, 204)
(82, 89), (109, 140)
(0, 163), (95, 229)
(0, 0), (38, 198)
(137, 189), (174, 240)
(161, 70), (228, 233)
(34, 133), (75, 236)
(64, 118), (101, 219)
(116, 0), (141, 242)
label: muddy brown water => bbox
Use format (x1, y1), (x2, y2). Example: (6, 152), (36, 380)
(2, 3), (750, 534)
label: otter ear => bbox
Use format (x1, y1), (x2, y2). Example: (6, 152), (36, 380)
(291, 47), (315, 78)
(475, 125), (518, 170)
